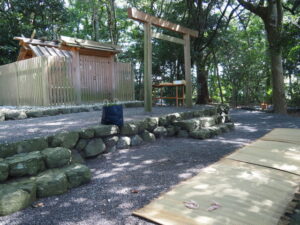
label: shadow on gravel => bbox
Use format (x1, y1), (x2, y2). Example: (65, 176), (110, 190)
(1, 109), (300, 225)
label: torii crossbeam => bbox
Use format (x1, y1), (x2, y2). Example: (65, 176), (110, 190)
(128, 8), (198, 112)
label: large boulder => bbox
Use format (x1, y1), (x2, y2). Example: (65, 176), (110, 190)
(79, 128), (95, 139)
(144, 117), (159, 131)
(0, 159), (8, 182)
(36, 169), (68, 198)
(189, 129), (211, 139)
(0, 112), (5, 121)
(70, 150), (85, 164)
(5, 151), (45, 177)
(200, 117), (217, 128)
(166, 113), (181, 123)
(153, 126), (168, 138)
(5, 111), (27, 120)
(41, 147), (71, 168)
(116, 136), (131, 149)
(158, 116), (169, 126)
(51, 131), (79, 149)
(130, 135), (143, 146)
(26, 110), (44, 118)
(173, 118), (201, 132)
(93, 125), (119, 137)
(141, 131), (156, 143)
(16, 138), (48, 154)
(177, 130), (189, 138)
(0, 178), (36, 216)
(166, 126), (176, 137)
(120, 123), (139, 136)
(83, 139), (106, 158)
(63, 164), (91, 188)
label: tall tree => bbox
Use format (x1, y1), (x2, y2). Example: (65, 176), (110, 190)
(237, 0), (288, 113)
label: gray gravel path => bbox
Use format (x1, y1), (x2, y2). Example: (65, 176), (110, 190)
(0, 106), (211, 144)
(1, 109), (300, 225)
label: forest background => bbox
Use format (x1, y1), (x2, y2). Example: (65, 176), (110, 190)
(0, 0), (299, 113)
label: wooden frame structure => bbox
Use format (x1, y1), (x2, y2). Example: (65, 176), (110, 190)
(128, 8), (198, 112)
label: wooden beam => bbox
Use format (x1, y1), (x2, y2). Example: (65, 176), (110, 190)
(152, 32), (184, 45)
(184, 34), (192, 108)
(144, 22), (152, 112)
(128, 8), (198, 38)
(71, 50), (82, 104)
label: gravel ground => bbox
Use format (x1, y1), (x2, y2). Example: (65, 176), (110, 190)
(1, 109), (300, 225)
(0, 105), (213, 144)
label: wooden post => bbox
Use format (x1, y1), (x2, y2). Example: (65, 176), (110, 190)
(144, 22), (152, 112)
(41, 57), (50, 106)
(110, 56), (115, 100)
(184, 34), (192, 108)
(72, 50), (82, 104)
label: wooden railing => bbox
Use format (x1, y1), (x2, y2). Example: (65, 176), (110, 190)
(0, 56), (134, 106)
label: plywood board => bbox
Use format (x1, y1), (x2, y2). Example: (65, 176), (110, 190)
(133, 159), (299, 225)
(260, 128), (300, 144)
(227, 140), (300, 175)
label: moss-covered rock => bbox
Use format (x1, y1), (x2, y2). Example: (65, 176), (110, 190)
(63, 164), (91, 188)
(0, 142), (17, 158)
(5, 151), (45, 177)
(0, 178), (36, 216)
(41, 147), (71, 169)
(173, 118), (201, 132)
(144, 117), (159, 131)
(93, 125), (119, 137)
(189, 129), (211, 139)
(0, 159), (8, 182)
(177, 130), (189, 138)
(75, 139), (88, 151)
(70, 150), (85, 164)
(199, 116), (217, 128)
(51, 131), (79, 149)
(16, 138), (48, 154)
(83, 138), (106, 158)
(130, 135), (143, 146)
(141, 130), (156, 143)
(116, 136), (131, 149)
(79, 128), (95, 139)
(103, 136), (119, 147)
(153, 126), (168, 138)
(120, 123), (139, 136)
(26, 110), (44, 118)
(36, 170), (68, 198)
(0, 112), (5, 121)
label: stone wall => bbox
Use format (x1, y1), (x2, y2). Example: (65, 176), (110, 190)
(0, 104), (233, 216)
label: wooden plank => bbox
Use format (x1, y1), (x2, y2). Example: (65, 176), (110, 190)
(128, 8), (198, 37)
(42, 57), (50, 105)
(152, 32), (184, 45)
(184, 34), (192, 108)
(72, 51), (82, 104)
(144, 22), (152, 112)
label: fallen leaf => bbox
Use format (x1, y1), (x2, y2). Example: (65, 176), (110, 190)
(207, 201), (221, 212)
(32, 202), (45, 208)
(131, 189), (139, 194)
(183, 200), (199, 209)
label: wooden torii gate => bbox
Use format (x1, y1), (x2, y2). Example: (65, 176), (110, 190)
(128, 8), (198, 112)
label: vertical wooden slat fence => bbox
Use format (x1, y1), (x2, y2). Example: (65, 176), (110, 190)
(0, 56), (134, 106)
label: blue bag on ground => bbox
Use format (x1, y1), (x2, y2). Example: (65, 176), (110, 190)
(101, 104), (124, 126)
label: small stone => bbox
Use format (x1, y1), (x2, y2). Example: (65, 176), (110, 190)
(75, 139), (88, 151)
(104, 136), (119, 147)
(130, 135), (143, 146)
(41, 147), (71, 169)
(63, 164), (91, 188)
(5, 151), (45, 177)
(93, 125), (119, 137)
(36, 170), (68, 198)
(51, 131), (79, 149)
(79, 128), (94, 139)
(116, 137), (131, 149)
(177, 130), (189, 138)
(83, 138), (106, 158)
(120, 123), (139, 136)
(141, 130), (156, 143)
(153, 126), (168, 138)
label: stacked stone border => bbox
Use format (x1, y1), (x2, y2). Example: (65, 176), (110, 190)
(0, 104), (233, 216)
(0, 101), (143, 121)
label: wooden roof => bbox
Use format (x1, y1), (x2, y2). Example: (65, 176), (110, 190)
(14, 36), (122, 60)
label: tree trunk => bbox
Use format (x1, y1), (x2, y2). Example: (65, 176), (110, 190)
(196, 59), (210, 104)
(269, 48), (287, 113)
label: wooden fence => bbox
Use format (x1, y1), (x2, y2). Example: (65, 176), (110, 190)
(0, 56), (134, 106)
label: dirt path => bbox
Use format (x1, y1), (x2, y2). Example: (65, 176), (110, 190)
(1, 109), (300, 225)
